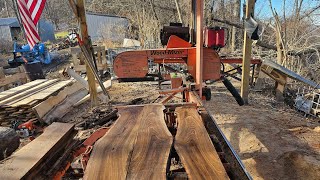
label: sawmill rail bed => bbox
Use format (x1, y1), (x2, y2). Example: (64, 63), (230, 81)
(83, 103), (251, 179)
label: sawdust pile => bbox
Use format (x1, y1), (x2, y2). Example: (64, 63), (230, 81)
(207, 82), (320, 180)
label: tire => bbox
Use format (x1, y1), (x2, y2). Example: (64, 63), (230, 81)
(202, 87), (212, 101)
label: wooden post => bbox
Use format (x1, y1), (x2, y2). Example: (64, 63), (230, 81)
(240, 0), (255, 104)
(196, 0), (203, 98)
(76, 0), (98, 107)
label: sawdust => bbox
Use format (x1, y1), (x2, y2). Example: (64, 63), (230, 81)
(206, 82), (320, 180)
(108, 81), (159, 105)
(60, 81), (159, 124)
(58, 79), (320, 179)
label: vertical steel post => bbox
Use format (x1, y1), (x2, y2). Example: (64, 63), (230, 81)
(196, 0), (203, 98)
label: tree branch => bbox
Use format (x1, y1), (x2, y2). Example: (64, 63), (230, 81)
(212, 18), (320, 56)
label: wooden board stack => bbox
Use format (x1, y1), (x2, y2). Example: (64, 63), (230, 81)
(0, 122), (75, 179)
(0, 79), (73, 126)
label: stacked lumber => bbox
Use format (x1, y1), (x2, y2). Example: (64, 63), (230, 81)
(0, 79), (73, 126)
(33, 81), (88, 124)
(0, 122), (75, 179)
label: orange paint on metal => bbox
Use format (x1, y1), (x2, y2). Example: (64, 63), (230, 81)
(171, 77), (183, 89)
(196, 0), (204, 98)
(221, 58), (261, 64)
(153, 59), (185, 63)
(113, 51), (149, 78)
(113, 47), (221, 80)
(146, 48), (189, 59)
(52, 127), (110, 180)
(159, 87), (186, 94)
(161, 92), (179, 104)
(167, 35), (192, 48)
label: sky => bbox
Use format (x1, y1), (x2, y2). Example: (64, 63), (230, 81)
(241, 0), (320, 19)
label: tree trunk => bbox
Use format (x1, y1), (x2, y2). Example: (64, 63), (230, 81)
(174, 0), (183, 23)
(231, 0), (241, 51)
(4, 0), (10, 17)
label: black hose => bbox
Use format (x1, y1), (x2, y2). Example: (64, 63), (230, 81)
(222, 78), (245, 106)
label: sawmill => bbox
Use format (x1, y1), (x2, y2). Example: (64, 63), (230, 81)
(0, 0), (320, 180)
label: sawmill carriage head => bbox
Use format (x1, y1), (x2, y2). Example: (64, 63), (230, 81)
(160, 23), (190, 46)
(160, 23), (226, 50)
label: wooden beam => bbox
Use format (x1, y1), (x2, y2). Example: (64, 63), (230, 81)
(11, 80), (73, 107)
(0, 123), (74, 179)
(0, 79), (59, 105)
(196, 0), (203, 98)
(240, 0), (255, 104)
(42, 89), (88, 124)
(33, 82), (84, 119)
(0, 79), (46, 101)
(76, 0), (98, 107)
(175, 107), (229, 179)
(74, 64), (107, 72)
(73, 80), (112, 106)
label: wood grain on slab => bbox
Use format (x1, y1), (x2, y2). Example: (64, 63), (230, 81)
(126, 104), (173, 180)
(175, 107), (229, 180)
(84, 104), (172, 180)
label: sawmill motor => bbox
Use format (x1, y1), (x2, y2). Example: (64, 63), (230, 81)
(160, 23), (190, 46)
(203, 27), (226, 50)
(160, 23), (226, 50)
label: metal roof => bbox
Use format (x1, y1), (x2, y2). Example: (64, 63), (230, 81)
(86, 11), (128, 19)
(0, 17), (20, 27)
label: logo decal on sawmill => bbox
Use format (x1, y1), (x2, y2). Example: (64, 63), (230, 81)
(150, 50), (184, 56)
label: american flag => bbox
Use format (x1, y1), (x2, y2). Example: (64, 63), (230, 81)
(16, 0), (47, 49)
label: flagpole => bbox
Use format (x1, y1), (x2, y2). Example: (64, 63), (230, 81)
(12, 0), (27, 43)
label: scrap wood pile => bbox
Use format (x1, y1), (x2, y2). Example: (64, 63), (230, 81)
(76, 106), (118, 129)
(0, 79), (75, 126)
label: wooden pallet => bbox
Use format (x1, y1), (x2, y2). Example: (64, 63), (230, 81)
(71, 46), (108, 73)
(0, 79), (73, 126)
(84, 105), (228, 180)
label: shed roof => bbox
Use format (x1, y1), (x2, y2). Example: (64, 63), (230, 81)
(0, 17), (20, 27)
(86, 11), (128, 19)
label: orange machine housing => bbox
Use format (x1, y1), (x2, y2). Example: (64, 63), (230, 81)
(113, 36), (221, 81)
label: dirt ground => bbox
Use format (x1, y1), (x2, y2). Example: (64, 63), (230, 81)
(206, 82), (320, 180)
(60, 81), (159, 124)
